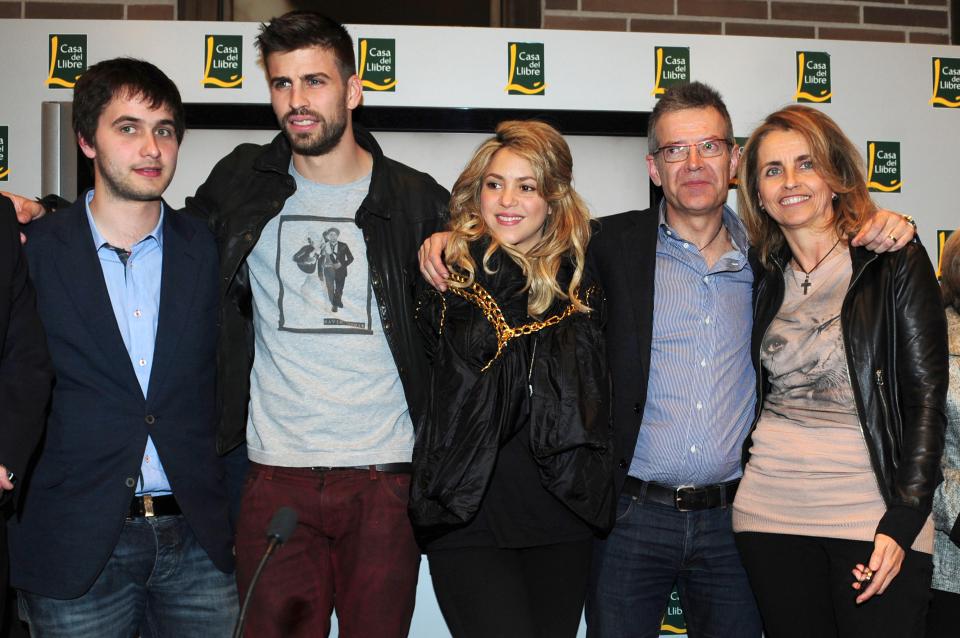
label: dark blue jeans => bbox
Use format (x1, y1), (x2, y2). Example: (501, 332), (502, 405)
(587, 492), (762, 638)
(18, 515), (237, 638)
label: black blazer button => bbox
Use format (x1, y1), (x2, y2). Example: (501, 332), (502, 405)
(125, 477), (136, 488)
(145, 415), (156, 425)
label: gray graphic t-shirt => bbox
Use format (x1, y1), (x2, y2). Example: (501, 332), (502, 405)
(244, 163), (414, 466)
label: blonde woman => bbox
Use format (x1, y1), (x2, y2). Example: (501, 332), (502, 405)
(410, 120), (614, 638)
(733, 105), (947, 638)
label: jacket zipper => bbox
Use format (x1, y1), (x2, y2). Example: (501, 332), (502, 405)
(841, 252), (887, 502)
(875, 368), (892, 431)
(528, 335), (538, 397)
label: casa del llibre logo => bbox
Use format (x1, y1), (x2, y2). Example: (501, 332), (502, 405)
(202, 35), (244, 88)
(652, 47), (689, 98)
(0, 126), (8, 181)
(866, 141), (902, 193)
(46, 34), (86, 89)
(505, 42), (545, 95)
(358, 38), (397, 91)
(795, 51), (832, 103)
(930, 57), (960, 108)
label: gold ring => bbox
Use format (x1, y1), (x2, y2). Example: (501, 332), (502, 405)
(888, 234), (897, 243)
(862, 568), (874, 581)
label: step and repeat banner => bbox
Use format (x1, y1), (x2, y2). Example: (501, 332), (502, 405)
(1, 19), (959, 636)
(1, 20), (958, 272)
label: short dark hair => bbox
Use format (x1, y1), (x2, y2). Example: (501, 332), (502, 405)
(256, 11), (356, 80)
(647, 81), (734, 153)
(72, 57), (185, 146)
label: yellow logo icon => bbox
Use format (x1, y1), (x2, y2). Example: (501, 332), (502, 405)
(46, 34), (85, 89)
(794, 52), (832, 103)
(866, 141), (902, 193)
(202, 35), (244, 89)
(0, 125), (8, 181)
(938, 230), (954, 279)
(929, 58), (960, 108)
(505, 43), (545, 95)
(358, 39), (397, 91)
(652, 47), (689, 98)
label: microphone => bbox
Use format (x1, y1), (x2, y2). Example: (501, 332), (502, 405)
(232, 507), (298, 638)
(266, 506), (297, 544)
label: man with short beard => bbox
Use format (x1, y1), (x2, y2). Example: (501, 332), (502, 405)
(184, 11), (448, 638)
(5, 12), (446, 635)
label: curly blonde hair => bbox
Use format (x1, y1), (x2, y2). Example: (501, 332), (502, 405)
(445, 120), (593, 317)
(737, 105), (877, 269)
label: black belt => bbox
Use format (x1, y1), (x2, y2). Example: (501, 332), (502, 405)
(129, 494), (181, 518)
(622, 477), (739, 511)
(310, 463), (412, 474)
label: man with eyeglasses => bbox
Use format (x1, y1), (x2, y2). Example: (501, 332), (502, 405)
(417, 80), (916, 636)
(582, 82), (917, 637)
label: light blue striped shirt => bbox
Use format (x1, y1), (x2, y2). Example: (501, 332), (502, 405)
(629, 203), (755, 487)
(84, 190), (171, 496)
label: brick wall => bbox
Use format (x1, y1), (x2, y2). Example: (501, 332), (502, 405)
(0, 0), (176, 20)
(543, 0), (952, 44)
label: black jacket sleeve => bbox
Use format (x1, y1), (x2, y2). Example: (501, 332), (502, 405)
(875, 244), (949, 549)
(0, 197), (53, 505)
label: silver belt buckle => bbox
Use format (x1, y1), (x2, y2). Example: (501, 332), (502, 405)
(674, 485), (694, 512)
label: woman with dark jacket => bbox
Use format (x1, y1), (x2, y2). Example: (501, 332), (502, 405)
(409, 120), (614, 638)
(927, 228), (960, 638)
(731, 105), (948, 638)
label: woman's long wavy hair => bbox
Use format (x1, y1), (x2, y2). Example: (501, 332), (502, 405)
(737, 105), (877, 269)
(445, 120), (593, 317)
(942, 229), (960, 311)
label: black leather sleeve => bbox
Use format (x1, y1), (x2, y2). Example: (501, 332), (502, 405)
(876, 244), (949, 548)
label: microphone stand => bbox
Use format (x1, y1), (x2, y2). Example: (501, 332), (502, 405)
(232, 536), (283, 638)
(232, 506), (297, 638)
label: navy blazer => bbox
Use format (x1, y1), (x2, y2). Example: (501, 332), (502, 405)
(587, 209), (659, 495)
(9, 196), (233, 599)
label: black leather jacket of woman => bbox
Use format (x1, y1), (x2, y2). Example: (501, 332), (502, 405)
(409, 245), (615, 540)
(747, 242), (948, 550)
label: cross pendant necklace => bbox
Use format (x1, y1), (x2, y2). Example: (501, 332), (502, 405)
(793, 237), (842, 295)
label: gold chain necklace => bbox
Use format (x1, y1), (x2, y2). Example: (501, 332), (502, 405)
(445, 272), (584, 371)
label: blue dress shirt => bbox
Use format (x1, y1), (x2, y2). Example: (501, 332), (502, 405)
(629, 203), (756, 487)
(84, 190), (171, 496)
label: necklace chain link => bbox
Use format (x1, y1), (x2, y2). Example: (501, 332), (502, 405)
(446, 272), (584, 371)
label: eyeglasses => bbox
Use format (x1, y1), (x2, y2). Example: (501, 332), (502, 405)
(653, 139), (732, 163)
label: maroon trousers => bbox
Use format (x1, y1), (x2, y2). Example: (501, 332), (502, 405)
(235, 463), (420, 638)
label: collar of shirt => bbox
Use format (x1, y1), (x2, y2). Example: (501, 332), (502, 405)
(657, 200), (749, 264)
(84, 189), (165, 259)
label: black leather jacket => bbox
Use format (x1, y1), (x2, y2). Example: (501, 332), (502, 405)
(748, 242), (948, 549)
(186, 126), (450, 454)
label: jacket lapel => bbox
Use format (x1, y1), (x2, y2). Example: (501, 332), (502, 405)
(52, 201), (141, 392)
(621, 210), (658, 384)
(146, 208), (198, 402)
